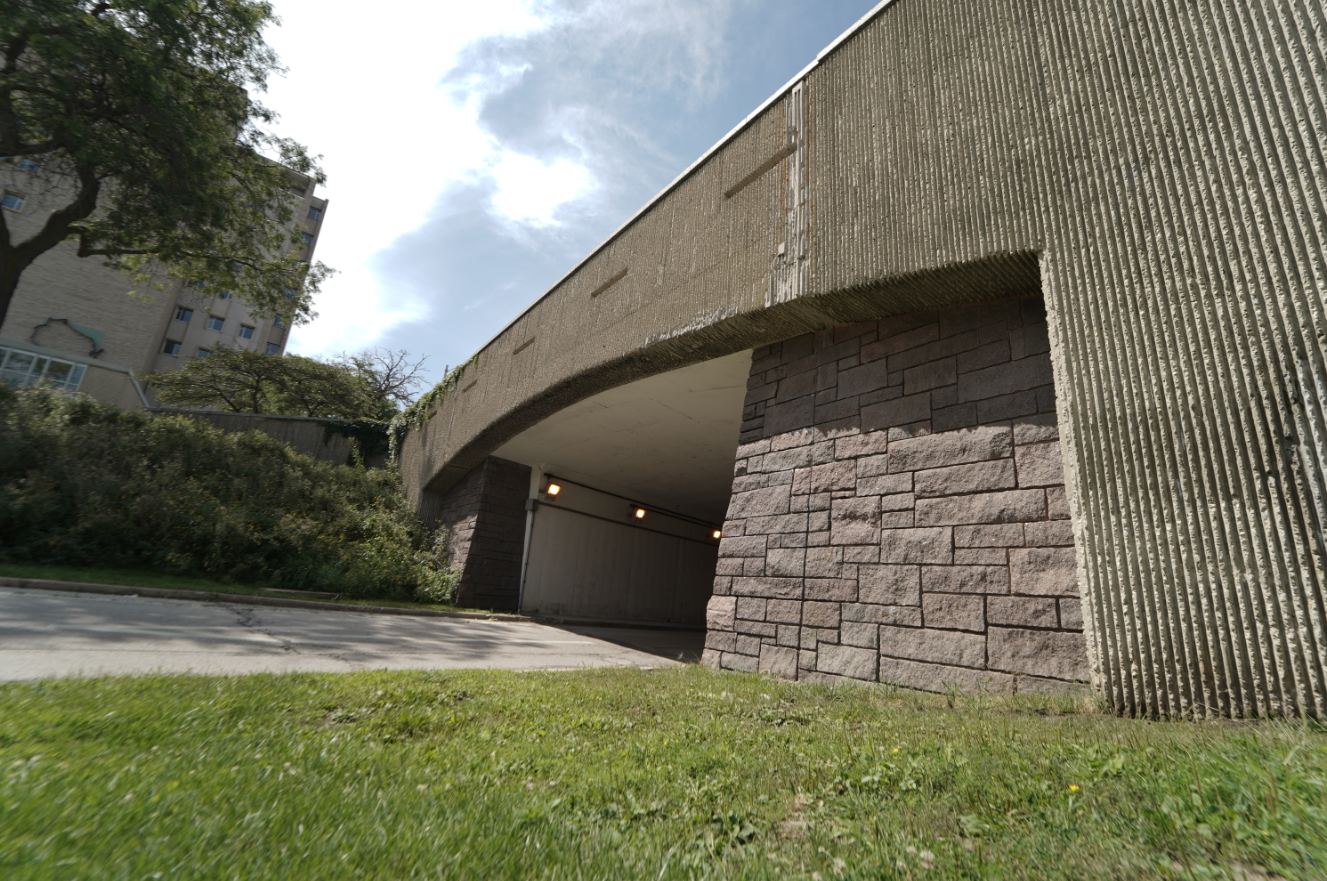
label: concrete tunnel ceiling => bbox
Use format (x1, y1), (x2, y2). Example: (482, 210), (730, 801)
(491, 351), (753, 524)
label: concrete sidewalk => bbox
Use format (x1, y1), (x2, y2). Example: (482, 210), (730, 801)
(0, 587), (683, 681)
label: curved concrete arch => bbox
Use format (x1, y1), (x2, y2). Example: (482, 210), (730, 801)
(401, 0), (1327, 718)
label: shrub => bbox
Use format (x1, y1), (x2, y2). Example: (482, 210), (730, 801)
(0, 385), (457, 602)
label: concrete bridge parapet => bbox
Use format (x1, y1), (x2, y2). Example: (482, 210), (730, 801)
(402, 0), (1327, 717)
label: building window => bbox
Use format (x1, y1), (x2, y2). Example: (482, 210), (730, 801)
(216, 290), (234, 300)
(301, 233), (314, 249)
(205, 316), (224, 331)
(273, 314), (284, 327)
(282, 288), (297, 299)
(237, 325), (255, 340)
(265, 343), (280, 354)
(307, 206), (322, 221)
(1, 192), (25, 211)
(16, 158), (40, 174)
(174, 306), (193, 322)
(196, 347), (212, 357)
(162, 340), (182, 356)
(0, 345), (87, 392)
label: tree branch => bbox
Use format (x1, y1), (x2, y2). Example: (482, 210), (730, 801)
(7, 165), (102, 279)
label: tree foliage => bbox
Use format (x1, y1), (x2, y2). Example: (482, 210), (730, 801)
(0, 384), (458, 600)
(0, 0), (330, 327)
(144, 348), (384, 419)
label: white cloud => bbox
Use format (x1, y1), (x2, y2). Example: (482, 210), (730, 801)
(260, 0), (552, 356)
(489, 151), (595, 227)
(259, 0), (739, 359)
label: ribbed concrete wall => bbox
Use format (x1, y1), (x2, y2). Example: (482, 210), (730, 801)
(1032, 2), (1327, 718)
(401, 0), (1327, 717)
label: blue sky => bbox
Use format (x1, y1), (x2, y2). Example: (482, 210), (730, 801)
(262, 0), (881, 385)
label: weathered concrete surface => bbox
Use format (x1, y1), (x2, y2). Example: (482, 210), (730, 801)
(0, 588), (678, 681)
(401, 0), (1327, 717)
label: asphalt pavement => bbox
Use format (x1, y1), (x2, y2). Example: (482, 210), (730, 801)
(0, 586), (699, 681)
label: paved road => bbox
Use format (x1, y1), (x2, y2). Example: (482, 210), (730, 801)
(0, 587), (692, 681)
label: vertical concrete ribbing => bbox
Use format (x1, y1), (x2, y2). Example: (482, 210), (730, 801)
(1028, 0), (1327, 715)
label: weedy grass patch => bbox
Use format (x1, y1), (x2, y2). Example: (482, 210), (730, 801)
(0, 666), (1323, 880)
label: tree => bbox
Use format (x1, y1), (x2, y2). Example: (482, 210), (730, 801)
(337, 348), (429, 412)
(0, 0), (330, 328)
(144, 349), (380, 419)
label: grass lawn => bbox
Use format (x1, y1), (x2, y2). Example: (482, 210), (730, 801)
(0, 562), (479, 614)
(1, 667), (1323, 879)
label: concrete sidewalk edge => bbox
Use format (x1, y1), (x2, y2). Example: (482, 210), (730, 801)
(0, 576), (529, 622)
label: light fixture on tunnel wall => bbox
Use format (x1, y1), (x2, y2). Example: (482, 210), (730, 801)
(633, 507), (646, 520)
(712, 529), (722, 540)
(544, 479), (562, 497)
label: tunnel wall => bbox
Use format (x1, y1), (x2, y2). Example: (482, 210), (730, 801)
(705, 297), (1088, 692)
(521, 480), (717, 625)
(403, 0), (1327, 717)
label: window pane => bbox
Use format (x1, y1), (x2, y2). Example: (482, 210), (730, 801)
(265, 343), (280, 354)
(6, 352), (35, 373)
(43, 361), (73, 385)
(237, 325), (255, 340)
(307, 207), (321, 220)
(1, 192), (24, 210)
(1, 351), (35, 386)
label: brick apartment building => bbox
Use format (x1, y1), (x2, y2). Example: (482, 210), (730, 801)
(0, 158), (326, 407)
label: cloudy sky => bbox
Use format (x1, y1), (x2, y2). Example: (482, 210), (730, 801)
(261, 0), (881, 386)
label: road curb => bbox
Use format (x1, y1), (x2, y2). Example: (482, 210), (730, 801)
(0, 577), (530, 622)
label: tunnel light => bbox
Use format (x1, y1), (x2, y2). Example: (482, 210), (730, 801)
(545, 481), (562, 497)
(634, 507), (647, 520)
(712, 529), (722, 540)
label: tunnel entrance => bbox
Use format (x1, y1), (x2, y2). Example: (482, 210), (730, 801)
(428, 351), (751, 623)
(425, 291), (1087, 693)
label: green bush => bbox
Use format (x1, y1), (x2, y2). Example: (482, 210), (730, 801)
(0, 385), (459, 602)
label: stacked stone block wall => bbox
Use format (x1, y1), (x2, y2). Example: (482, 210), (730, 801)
(426, 456), (531, 610)
(704, 295), (1088, 692)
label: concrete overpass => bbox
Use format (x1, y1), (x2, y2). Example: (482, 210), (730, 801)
(399, 0), (1327, 718)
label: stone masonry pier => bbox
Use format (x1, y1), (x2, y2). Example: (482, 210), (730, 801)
(705, 295), (1088, 691)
